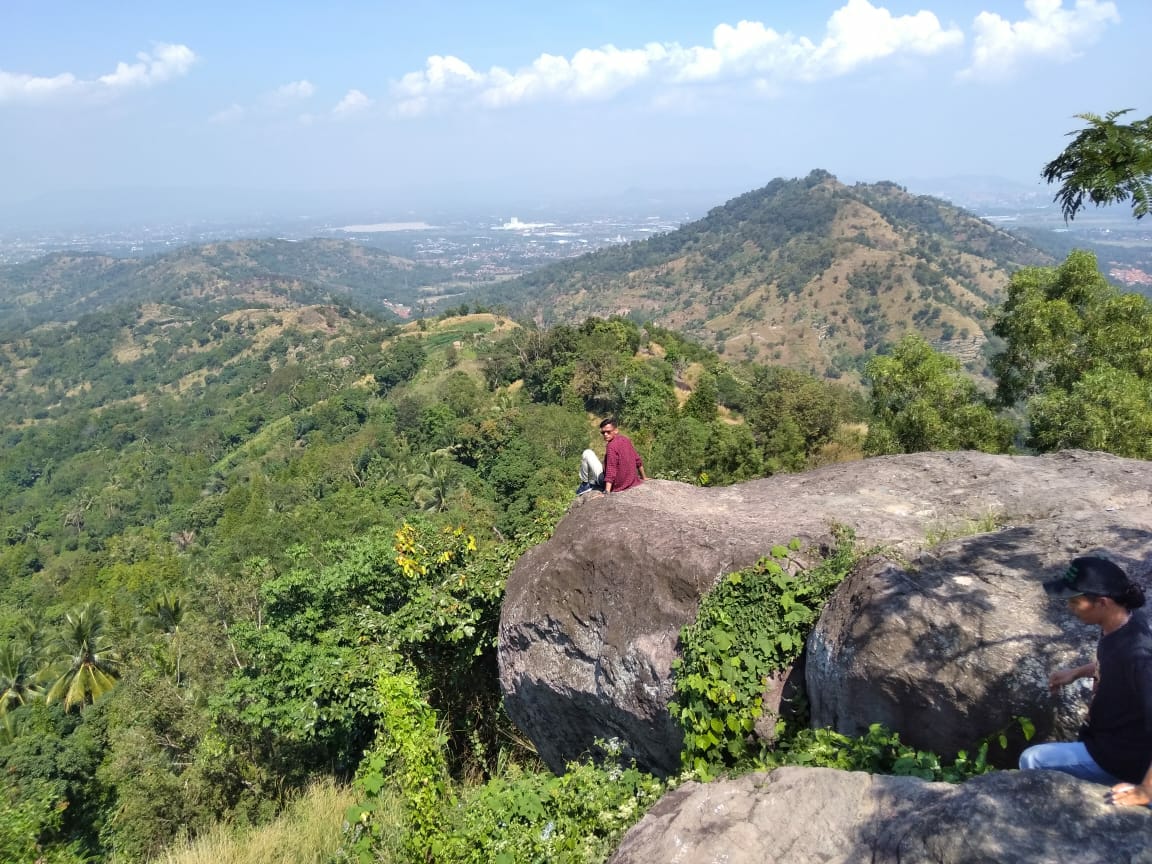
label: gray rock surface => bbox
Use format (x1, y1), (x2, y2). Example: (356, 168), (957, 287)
(498, 450), (1152, 775)
(608, 767), (1152, 864)
(808, 511), (1152, 759)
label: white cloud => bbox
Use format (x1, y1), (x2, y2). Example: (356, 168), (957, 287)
(98, 43), (197, 88)
(0, 71), (78, 102)
(273, 80), (315, 101)
(210, 103), (245, 124)
(0, 43), (197, 103)
(960, 0), (1119, 80)
(333, 88), (372, 116)
(393, 0), (963, 115)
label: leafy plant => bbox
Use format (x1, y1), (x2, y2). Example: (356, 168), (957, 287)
(764, 715), (1034, 782)
(346, 662), (452, 864)
(436, 739), (668, 864)
(671, 528), (858, 776)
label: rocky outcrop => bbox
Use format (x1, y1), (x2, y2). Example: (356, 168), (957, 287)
(498, 450), (1152, 776)
(608, 766), (1152, 864)
(807, 510), (1152, 759)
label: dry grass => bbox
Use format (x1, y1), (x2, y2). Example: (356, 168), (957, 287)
(151, 780), (360, 864)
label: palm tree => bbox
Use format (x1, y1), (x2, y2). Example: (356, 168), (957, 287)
(409, 458), (456, 513)
(379, 446), (416, 488)
(139, 592), (184, 635)
(46, 603), (121, 712)
(138, 593), (185, 684)
(0, 641), (45, 714)
(0, 709), (24, 746)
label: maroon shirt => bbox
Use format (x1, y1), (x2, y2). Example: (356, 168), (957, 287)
(604, 434), (644, 492)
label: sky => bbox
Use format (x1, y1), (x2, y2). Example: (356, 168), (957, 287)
(1, 0), (1148, 222)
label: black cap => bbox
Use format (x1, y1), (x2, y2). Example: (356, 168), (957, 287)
(1043, 556), (1131, 599)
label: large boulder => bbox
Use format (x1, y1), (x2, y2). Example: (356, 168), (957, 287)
(608, 766), (1152, 864)
(498, 450), (1152, 775)
(807, 510), (1152, 759)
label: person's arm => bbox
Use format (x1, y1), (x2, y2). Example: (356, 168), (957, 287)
(1048, 662), (1097, 694)
(603, 442), (618, 493)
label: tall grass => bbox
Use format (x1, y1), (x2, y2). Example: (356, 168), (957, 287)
(151, 779), (360, 864)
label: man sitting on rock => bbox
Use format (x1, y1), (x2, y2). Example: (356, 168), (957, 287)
(599, 417), (646, 493)
(1019, 556), (1152, 807)
(576, 448), (604, 496)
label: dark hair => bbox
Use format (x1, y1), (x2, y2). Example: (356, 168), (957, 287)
(1116, 584), (1147, 610)
(599, 417), (617, 429)
(1083, 585), (1146, 609)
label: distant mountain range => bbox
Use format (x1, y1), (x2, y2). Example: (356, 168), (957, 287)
(481, 170), (1054, 379)
(1, 171), (1059, 382)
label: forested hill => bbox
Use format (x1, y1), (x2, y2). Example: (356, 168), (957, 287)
(484, 170), (1052, 379)
(0, 237), (453, 327)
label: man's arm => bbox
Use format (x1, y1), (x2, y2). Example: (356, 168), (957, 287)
(1048, 662), (1097, 694)
(603, 441), (618, 493)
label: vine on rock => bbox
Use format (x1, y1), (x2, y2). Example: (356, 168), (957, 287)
(671, 526), (858, 776)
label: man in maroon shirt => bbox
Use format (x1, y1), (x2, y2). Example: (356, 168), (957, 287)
(599, 418), (646, 493)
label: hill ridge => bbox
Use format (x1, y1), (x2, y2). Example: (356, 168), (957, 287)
(483, 170), (1052, 380)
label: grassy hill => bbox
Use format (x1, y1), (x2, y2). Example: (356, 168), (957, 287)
(483, 170), (1053, 380)
(0, 237), (456, 327)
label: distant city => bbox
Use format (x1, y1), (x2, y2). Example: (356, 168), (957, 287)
(0, 207), (692, 277)
(2, 180), (1149, 290)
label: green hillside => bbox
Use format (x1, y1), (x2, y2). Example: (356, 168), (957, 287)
(0, 237), (455, 326)
(1, 274), (883, 861)
(5, 170), (1149, 863)
(4, 224), (1152, 862)
(485, 170), (1053, 379)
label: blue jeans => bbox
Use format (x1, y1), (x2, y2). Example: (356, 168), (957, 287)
(1018, 741), (1119, 785)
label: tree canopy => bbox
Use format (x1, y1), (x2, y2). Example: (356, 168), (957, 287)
(863, 333), (1016, 456)
(1042, 109), (1152, 221)
(991, 250), (1152, 457)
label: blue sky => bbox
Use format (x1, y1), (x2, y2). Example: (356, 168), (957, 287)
(1, 0), (1147, 218)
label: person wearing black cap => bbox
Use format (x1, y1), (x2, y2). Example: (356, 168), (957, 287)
(1018, 556), (1152, 807)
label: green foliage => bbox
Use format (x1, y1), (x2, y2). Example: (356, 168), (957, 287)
(763, 715), (1034, 783)
(375, 338), (428, 393)
(45, 603), (121, 712)
(437, 741), (667, 864)
(0, 639), (46, 714)
(681, 370), (718, 424)
(0, 778), (86, 864)
(762, 723), (988, 782)
(347, 662), (452, 864)
(864, 334), (1017, 455)
(991, 250), (1152, 456)
(0, 701), (109, 861)
(217, 522), (505, 782)
(743, 366), (862, 471)
(1026, 366), (1152, 457)
(1042, 109), (1152, 220)
(671, 529), (858, 776)
(350, 693), (669, 864)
